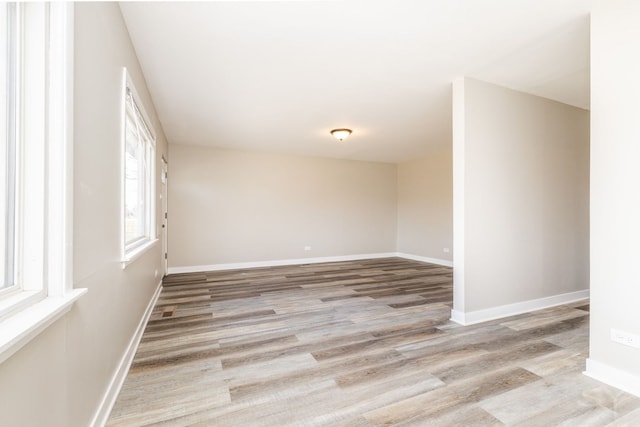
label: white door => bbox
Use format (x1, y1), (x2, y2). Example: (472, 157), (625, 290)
(161, 158), (168, 275)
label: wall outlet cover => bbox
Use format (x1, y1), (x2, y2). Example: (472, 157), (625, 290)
(611, 328), (640, 348)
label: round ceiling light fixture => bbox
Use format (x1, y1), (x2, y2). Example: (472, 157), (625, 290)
(330, 128), (352, 141)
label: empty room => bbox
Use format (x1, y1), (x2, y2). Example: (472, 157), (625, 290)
(0, 1), (639, 426)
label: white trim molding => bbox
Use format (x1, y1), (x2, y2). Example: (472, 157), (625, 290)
(0, 288), (86, 364)
(168, 253), (399, 275)
(168, 252), (454, 275)
(121, 238), (159, 269)
(396, 253), (453, 267)
(449, 309), (466, 325)
(450, 289), (590, 326)
(91, 281), (163, 427)
(585, 358), (640, 398)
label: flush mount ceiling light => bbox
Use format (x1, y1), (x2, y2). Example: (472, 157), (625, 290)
(330, 128), (352, 141)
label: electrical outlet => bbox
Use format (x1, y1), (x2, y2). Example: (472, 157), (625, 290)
(443, 248), (450, 253)
(304, 246), (311, 251)
(611, 328), (640, 348)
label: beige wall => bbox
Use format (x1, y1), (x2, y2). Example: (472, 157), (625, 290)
(453, 78), (589, 316)
(0, 4), (168, 426)
(168, 145), (398, 268)
(397, 146), (453, 262)
(588, 0), (640, 388)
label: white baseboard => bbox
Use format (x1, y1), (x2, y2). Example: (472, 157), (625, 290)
(396, 252), (453, 267)
(585, 358), (640, 398)
(450, 309), (466, 325)
(90, 280), (163, 427)
(449, 289), (590, 326)
(167, 253), (398, 274)
(168, 252), (456, 275)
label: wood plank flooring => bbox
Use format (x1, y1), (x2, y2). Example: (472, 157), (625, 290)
(107, 258), (640, 426)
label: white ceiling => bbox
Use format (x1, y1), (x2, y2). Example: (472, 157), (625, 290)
(119, 1), (591, 163)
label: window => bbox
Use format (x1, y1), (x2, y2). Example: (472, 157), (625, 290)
(0, 4), (16, 293)
(0, 1), (50, 305)
(122, 71), (156, 264)
(0, 2), (84, 364)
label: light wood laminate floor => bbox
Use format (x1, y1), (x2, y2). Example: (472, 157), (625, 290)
(107, 258), (640, 426)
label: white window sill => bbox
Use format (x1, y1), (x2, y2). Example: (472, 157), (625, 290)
(122, 238), (159, 269)
(0, 289), (43, 320)
(0, 288), (87, 364)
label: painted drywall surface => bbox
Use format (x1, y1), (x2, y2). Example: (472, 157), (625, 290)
(458, 78), (589, 312)
(590, 0), (640, 377)
(168, 145), (397, 268)
(452, 78), (466, 313)
(397, 147), (453, 261)
(0, 4), (168, 426)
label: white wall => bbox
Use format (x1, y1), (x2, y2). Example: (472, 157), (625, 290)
(0, 4), (168, 426)
(586, 0), (640, 396)
(453, 78), (590, 323)
(168, 145), (398, 269)
(397, 146), (453, 263)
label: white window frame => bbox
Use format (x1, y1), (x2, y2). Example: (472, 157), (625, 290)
(0, 2), (85, 364)
(0, 3), (15, 295)
(121, 69), (157, 268)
